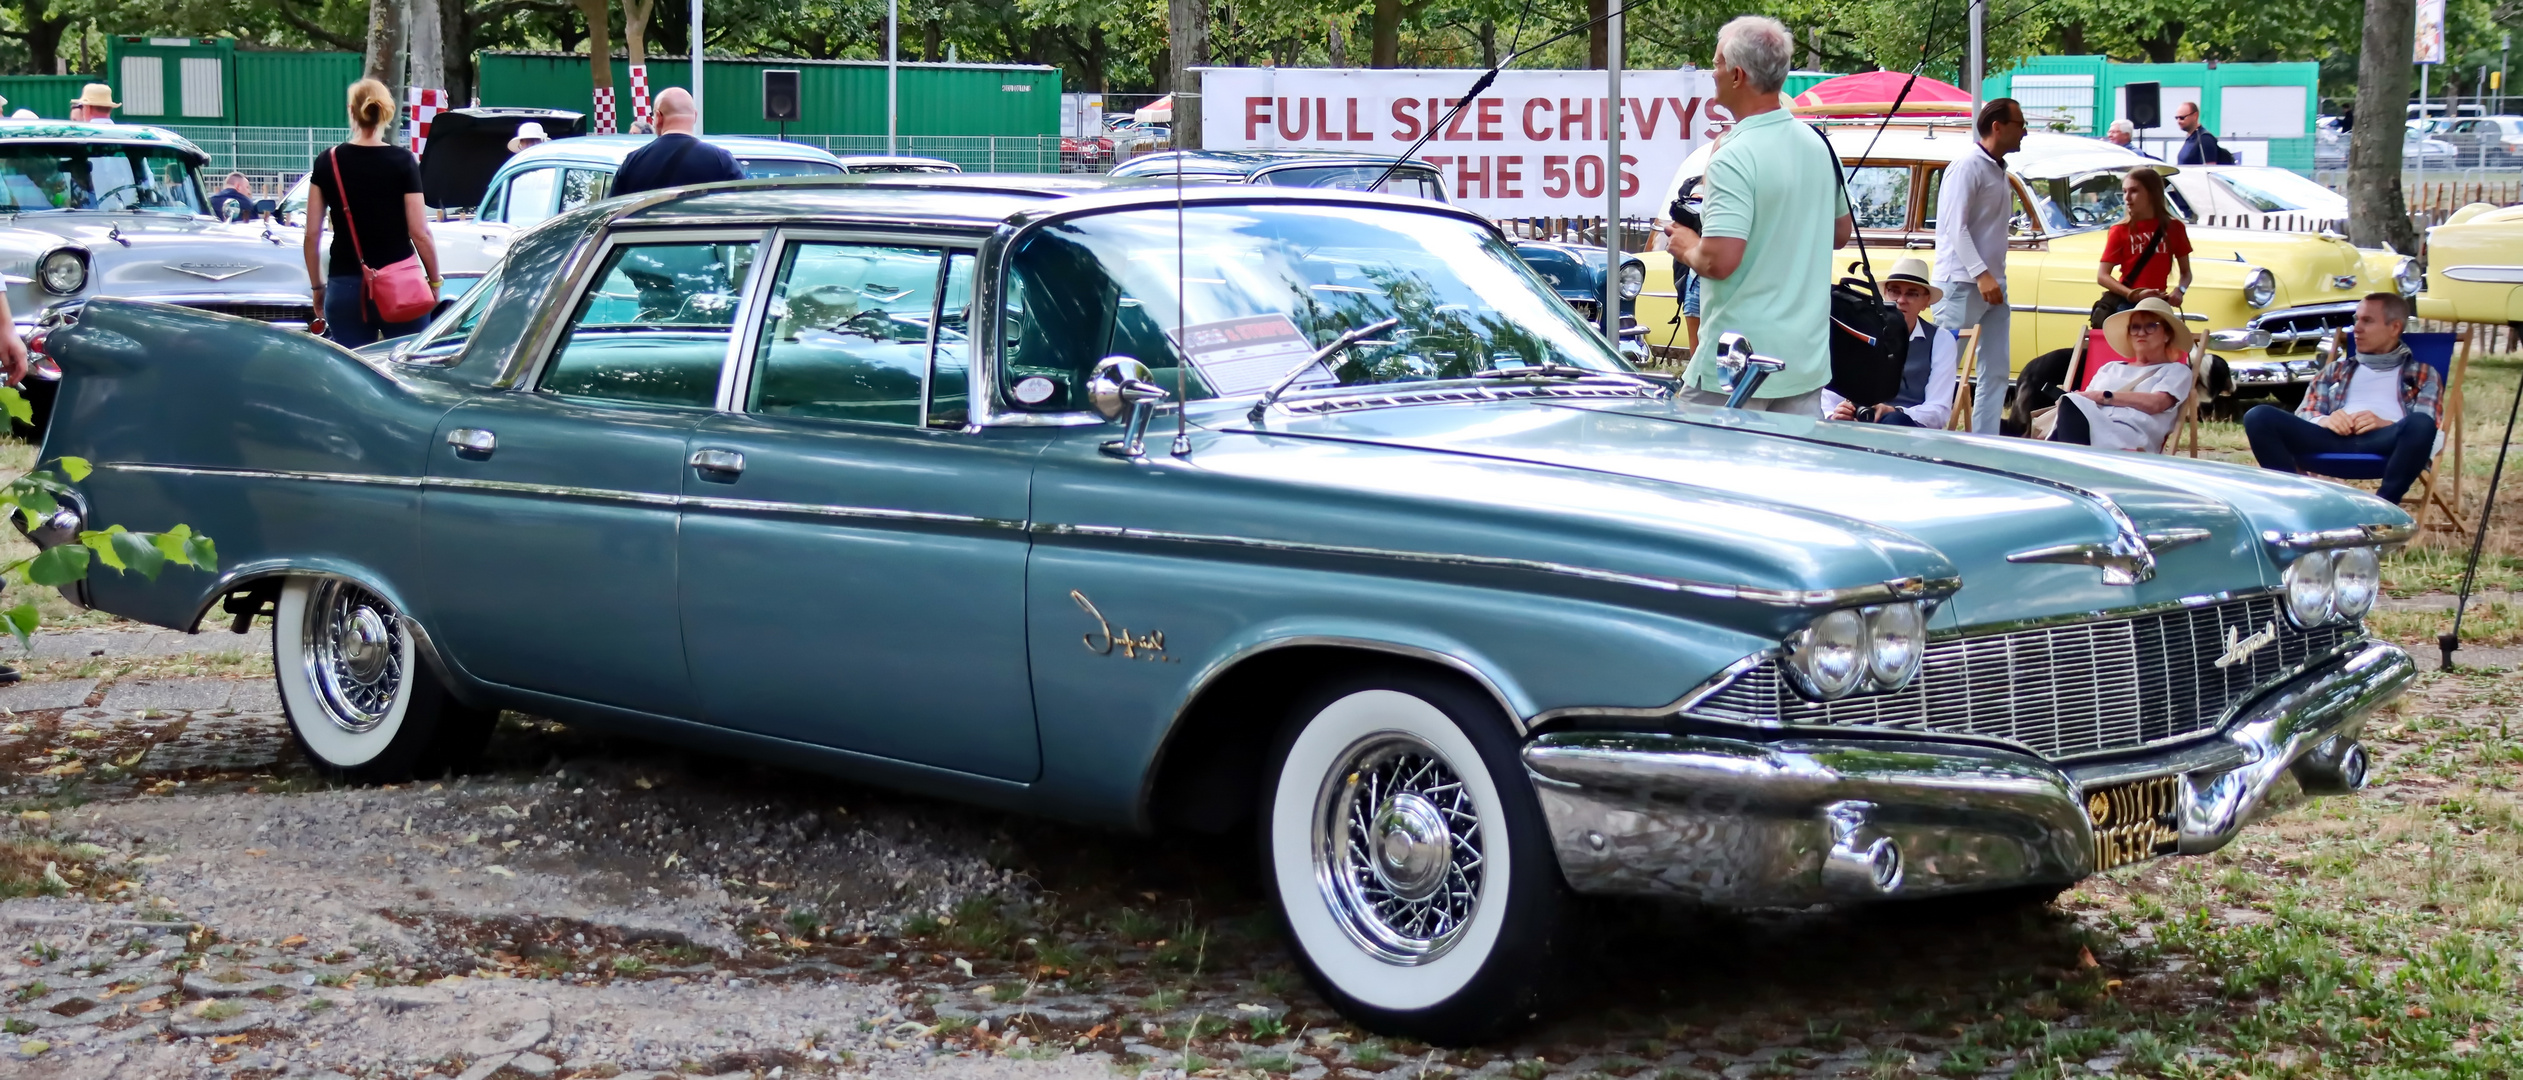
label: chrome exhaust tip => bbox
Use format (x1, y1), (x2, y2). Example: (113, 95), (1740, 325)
(1821, 801), (1904, 896)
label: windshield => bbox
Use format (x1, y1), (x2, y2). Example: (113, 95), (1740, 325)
(2022, 169), (2194, 232)
(1258, 166), (1446, 203)
(741, 159), (844, 179)
(0, 142), (209, 214)
(999, 204), (1623, 412)
(2212, 169), (2340, 213)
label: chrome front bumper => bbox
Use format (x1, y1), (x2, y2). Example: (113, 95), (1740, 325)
(1524, 638), (2412, 906)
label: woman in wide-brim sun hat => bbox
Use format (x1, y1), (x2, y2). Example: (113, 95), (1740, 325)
(2050, 296), (2194, 451)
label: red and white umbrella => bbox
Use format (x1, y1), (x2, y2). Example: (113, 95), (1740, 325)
(1790, 71), (1972, 117)
(1134, 95), (1173, 124)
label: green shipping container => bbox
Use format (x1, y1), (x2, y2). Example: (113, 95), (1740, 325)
(0, 75), (104, 120)
(1987, 55), (2320, 174)
(476, 52), (1059, 138)
(234, 50), (367, 128)
(105, 38), (366, 129)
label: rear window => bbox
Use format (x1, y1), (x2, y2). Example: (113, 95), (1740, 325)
(740, 159), (843, 179)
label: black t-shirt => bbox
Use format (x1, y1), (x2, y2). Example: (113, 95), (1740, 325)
(610, 133), (745, 197)
(310, 143), (422, 277)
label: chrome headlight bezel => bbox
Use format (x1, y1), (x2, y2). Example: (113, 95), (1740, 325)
(1617, 262), (1645, 300)
(2392, 257), (2422, 298)
(2331, 545), (2381, 620)
(2241, 267), (2276, 308)
(2284, 549), (2339, 627)
(1784, 601), (1930, 701)
(36, 247), (85, 296)
(1783, 608), (1868, 700)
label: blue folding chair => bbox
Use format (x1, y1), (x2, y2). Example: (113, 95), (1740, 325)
(2300, 330), (2468, 532)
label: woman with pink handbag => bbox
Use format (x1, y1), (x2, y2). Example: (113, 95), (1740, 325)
(303, 78), (442, 346)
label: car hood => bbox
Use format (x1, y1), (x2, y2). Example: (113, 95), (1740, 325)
(1180, 395), (2399, 631)
(2180, 226), (2365, 280)
(4, 213), (302, 295)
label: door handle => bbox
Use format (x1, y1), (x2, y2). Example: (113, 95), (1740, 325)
(689, 448), (745, 476)
(446, 428), (496, 455)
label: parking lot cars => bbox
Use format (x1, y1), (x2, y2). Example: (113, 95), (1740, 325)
(34, 174), (2411, 1042)
(1113, 150), (1649, 354)
(1640, 123), (2418, 402)
(2430, 115), (2523, 167)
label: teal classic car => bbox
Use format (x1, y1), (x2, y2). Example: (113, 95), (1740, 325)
(34, 176), (2412, 1042)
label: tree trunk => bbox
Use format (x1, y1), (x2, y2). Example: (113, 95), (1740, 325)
(365, 0), (407, 141)
(2058, 21), (2086, 56)
(1371, 0), (1399, 67)
(409, 0), (443, 97)
(1326, 18), (1345, 67)
(15, 0), (67, 77)
(624, 0), (654, 122)
(1475, 20), (1494, 68)
(574, 0), (616, 132)
(924, 19), (941, 62)
(1587, 0), (1606, 68)
(2350, 0), (2420, 255)
(1168, 0), (1204, 147)
(446, 0), (475, 105)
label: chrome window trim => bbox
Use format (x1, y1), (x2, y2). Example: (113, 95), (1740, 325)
(506, 225), (774, 407)
(394, 268), (505, 368)
(2443, 265), (2523, 284)
(1030, 521), (1958, 608)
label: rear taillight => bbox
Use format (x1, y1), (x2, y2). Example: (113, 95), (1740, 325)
(25, 329), (58, 380)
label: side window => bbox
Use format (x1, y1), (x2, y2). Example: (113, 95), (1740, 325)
(479, 176), (506, 223)
(399, 269), (502, 364)
(749, 241), (946, 426)
(1844, 165), (1910, 230)
(559, 168), (611, 213)
(929, 252), (976, 428)
(1920, 166), (1943, 230)
(541, 239), (759, 408)
(506, 168), (559, 228)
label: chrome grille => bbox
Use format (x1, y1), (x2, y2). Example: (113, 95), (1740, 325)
(2249, 304), (2356, 356)
(179, 301), (314, 325)
(1690, 596), (2352, 760)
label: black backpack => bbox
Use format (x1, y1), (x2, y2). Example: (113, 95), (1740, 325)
(1810, 124), (1907, 406)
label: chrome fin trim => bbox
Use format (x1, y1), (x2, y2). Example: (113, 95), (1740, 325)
(2261, 522), (2415, 553)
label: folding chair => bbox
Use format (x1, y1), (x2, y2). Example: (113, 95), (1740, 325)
(1946, 327), (1979, 431)
(2297, 329), (2467, 531)
(2056, 328), (2203, 456)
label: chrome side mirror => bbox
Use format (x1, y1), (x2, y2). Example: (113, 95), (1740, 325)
(1711, 332), (1786, 409)
(1088, 355), (1171, 459)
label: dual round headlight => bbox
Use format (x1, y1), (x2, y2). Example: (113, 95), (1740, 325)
(1784, 601), (1927, 701)
(2284, 546), (2380, 627)
(37, 248), (84, 295)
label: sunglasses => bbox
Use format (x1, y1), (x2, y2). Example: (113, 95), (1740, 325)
(2129, 320), (2170, 335)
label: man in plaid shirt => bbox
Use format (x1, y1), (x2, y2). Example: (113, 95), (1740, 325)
(2242, 293), (2442, 504)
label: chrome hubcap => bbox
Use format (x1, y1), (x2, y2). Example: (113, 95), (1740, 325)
(303, 580), (405, 734)
(1315, 733), (1483, 965)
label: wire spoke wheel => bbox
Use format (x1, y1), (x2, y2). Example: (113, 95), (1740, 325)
(302, 579), (406, 733)
(1315, 733), (1486, 965)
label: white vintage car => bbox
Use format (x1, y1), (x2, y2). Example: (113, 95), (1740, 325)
(2163, 165), (2348, 233)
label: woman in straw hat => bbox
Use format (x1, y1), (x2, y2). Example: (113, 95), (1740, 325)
(2047, 296), (2193, 451)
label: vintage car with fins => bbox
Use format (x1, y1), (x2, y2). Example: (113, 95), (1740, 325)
(33, 175), (2413, 1043)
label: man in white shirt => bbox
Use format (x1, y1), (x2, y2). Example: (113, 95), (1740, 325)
(2242, 293), (2443, 504)
(1929, 98), (2026, 434)
(1823, 258), (1956, 428)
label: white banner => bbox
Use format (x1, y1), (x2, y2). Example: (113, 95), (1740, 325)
(1198, 67), (1722, 218)
(2417, 0), (2447, 64)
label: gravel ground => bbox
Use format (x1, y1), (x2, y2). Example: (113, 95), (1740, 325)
(2, 621), (2512, 1080)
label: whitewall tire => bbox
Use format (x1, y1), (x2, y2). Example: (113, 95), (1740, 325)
(273, 577), (492, 781)
(1265, 671), (1563, 1043)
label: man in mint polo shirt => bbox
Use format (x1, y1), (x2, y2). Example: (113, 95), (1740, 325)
(1667, 14), (1853, 415)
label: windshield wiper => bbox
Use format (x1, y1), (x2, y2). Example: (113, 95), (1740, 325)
(1247, 317), (1402, 421)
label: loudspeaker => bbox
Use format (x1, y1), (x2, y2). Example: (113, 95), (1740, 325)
(2124, 82), (2161, 130)
(763, 70), (801, 122)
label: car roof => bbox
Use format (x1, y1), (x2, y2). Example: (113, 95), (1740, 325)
(611, 174), (1495, 232)
(505, 134), (843, 169)
(1809, 123), (2166, 177)
(0, 120), (207, 162)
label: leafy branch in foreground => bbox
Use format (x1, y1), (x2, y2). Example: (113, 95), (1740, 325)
(0, 387), (214, 648)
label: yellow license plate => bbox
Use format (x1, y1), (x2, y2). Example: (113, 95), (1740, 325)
(2087, 775), (2180, 871)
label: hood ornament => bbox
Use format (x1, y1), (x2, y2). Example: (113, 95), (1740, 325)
(167, 262), (261, 282)
(105, 223), (127, 247)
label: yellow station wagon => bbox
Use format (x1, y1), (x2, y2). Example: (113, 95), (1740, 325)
(1638, 122), (2417, 404)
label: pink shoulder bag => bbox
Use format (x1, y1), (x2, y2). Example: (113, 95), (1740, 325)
(328, 149), (435, 324)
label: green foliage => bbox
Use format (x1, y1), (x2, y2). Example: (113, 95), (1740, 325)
(0, 385), (210, 647)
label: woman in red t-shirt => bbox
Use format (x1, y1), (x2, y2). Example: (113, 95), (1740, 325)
(2096, 165), (2193, 308)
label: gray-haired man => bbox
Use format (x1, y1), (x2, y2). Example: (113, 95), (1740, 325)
(1666, 15), (1853, 414)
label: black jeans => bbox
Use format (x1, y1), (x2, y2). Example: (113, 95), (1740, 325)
(2243, 404), (2439, 503)
(322, 274), (425, 348)
(1869, 408), (1923, 428)
(2047, 400), (2094, 445)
